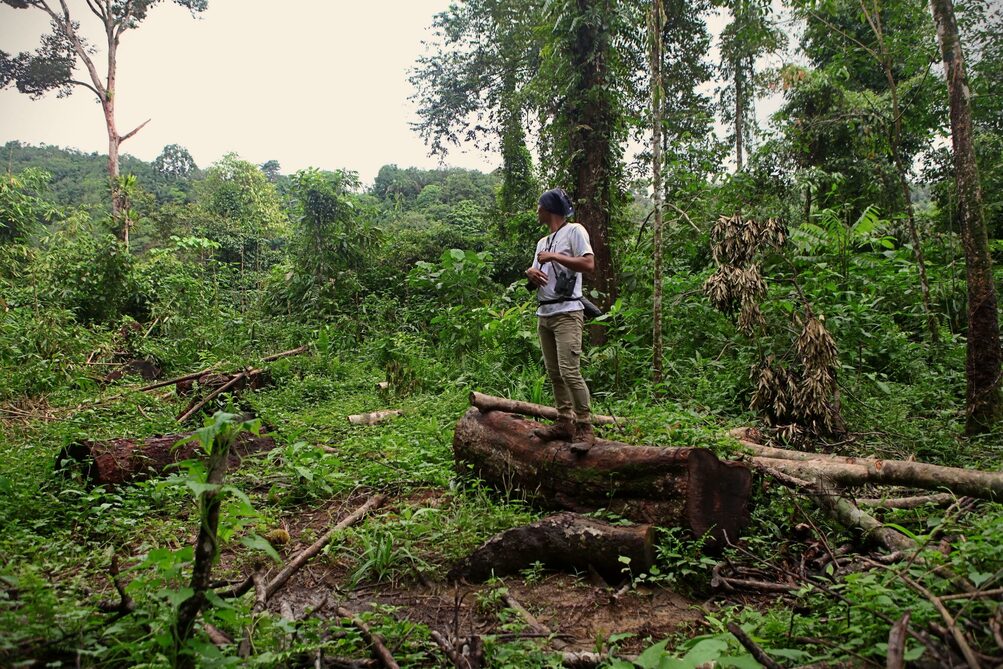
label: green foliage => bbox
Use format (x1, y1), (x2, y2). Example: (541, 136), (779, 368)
(409, 248), (497, 306)
(2, 6), (1003, 662)
(191, 153), (287, 266)
(266, 168), (379, 316)
(34, 216), (134, 324)
(0, 166), (58, 243)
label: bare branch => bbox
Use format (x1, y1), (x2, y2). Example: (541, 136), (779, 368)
(83, 0), (104, 20)
(665, 200), (700, 233)
(119, 117), (150, 143)
(807, 9), (881, 63)
(51, 0), (108, 100)
(67, 78), (102, 99)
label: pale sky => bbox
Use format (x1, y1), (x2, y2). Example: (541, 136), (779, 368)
(0, 1), (498, 185)
(1, 1), (792, 187)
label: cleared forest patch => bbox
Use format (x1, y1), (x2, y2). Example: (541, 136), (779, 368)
(2, 347), (1002, 667)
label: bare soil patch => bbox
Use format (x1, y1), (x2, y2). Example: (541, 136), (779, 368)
(242, 492), (702, 657)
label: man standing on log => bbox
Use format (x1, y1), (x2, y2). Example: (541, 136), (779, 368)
(525, 188), (596, 452)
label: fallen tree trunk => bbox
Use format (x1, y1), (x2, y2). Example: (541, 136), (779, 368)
(453, 408), (751, 543)
(449, 512), (654, 582)
(176, 369), (271, 397)
(747, 456), (1002, 502)
(857, 493), (958, 509)
(469, 392), (621, 426)
(57, 431), (276, 486)
(136, 345), (309, 394)
(730, 429), (1003, 502)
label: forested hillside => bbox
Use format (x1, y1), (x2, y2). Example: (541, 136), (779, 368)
(1, 0), (1002, 667)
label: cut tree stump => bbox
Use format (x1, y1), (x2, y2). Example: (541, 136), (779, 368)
(449, 512), (655, 582)
(56, 431), (276, 486)
(453, 407), (751, 543)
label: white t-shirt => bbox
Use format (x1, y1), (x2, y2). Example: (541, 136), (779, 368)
(532, 222), (594, 317)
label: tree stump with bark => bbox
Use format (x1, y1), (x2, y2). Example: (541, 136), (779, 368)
(453, 407), (752, 544)
(56, 432), (276, 486)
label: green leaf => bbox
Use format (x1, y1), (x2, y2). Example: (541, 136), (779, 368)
(682, 637), (729, 664)
(969, 571), (993, 586)
(163, 586), (195, 607)
(241, 533), (282, 563)
(634, 638), (670, 669)
(185, 480), (220, 497)
(606, 661), (635, 669)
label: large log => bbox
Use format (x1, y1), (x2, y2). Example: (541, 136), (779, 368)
(453, 407), (751, 543)
(56, 431), (276, 486)
(449, 512), (655, 582)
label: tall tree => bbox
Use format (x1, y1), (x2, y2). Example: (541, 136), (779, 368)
(541, 0), (634, 322)
(153, 143), (197, 181)
(0, 0), (208, 230)
(857, 0), (940, 343)
(929, 0), (1002, 434)
(786, 0), (942, 343)
(410, 0), (542, 214)
(657, 0), (718, 201)
(717, 0), (782, 172)
(650, 0), (665, 386)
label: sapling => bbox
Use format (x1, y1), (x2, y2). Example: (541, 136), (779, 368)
(172, 411), (260, 668)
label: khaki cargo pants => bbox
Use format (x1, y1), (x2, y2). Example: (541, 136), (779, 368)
(538, 310), (591, 422)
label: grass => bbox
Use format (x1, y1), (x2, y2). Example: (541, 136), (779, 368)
(2, 314), (1002, 668)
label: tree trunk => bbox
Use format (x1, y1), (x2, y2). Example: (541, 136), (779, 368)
(453, 407), (752, 543)
(734, 71), (744, 172)
(174, 437), (230, 668)
(57, 432), (276, 486)
(650, 0), (665, 388)
(105, 100), (124, 225)
(929, 0), (1003, 435)
(449, 512), (655, 582)
(856, 0), (940, 345)
(568, 0), (617, 344)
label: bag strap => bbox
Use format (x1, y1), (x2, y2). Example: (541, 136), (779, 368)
(537, 296), (582, 305)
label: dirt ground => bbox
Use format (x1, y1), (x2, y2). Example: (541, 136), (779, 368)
(225, 491), (704, 660)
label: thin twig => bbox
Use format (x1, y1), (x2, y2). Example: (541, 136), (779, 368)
(502, 591), (568, 651)
(238, 567), (268, 658)
(431, 630), (474, 669)
(886, 612), (910, 669)
(176, 372), (248, 422)
(265, 493), (387, 600)
(727, 622), (782, 669)
(864, 559), (981, 669)
(336, 606), (400, 669)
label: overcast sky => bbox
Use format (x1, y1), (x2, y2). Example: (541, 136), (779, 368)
(0, 1), (498, 185)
